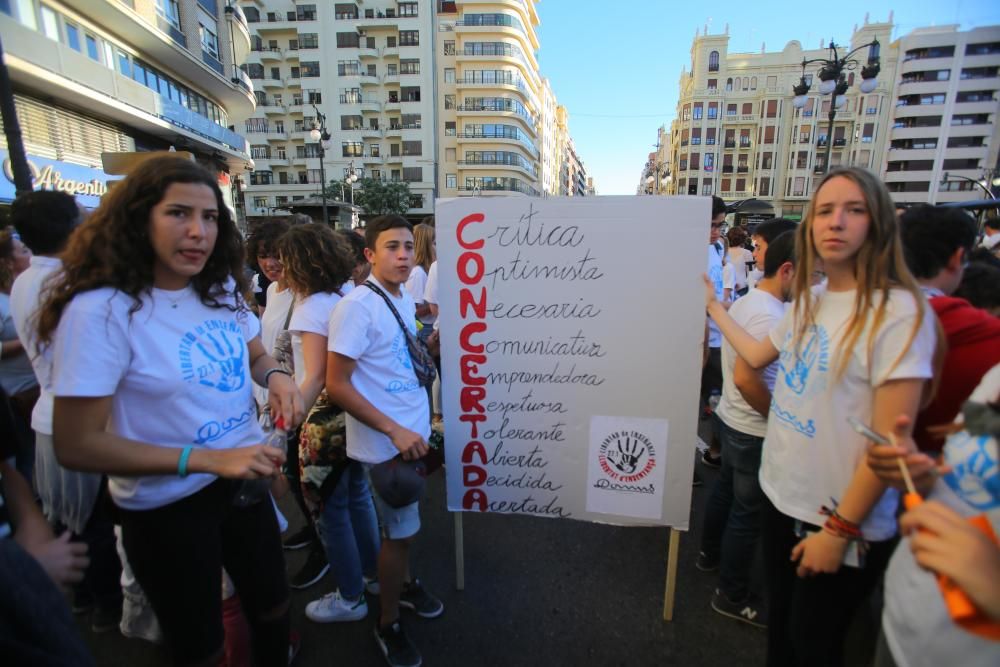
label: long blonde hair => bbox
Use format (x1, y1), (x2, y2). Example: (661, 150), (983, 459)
(790, 167), (931, 380)
(413, 223), (435, 273)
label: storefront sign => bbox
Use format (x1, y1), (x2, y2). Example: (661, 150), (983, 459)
(1, 150), (116, 208)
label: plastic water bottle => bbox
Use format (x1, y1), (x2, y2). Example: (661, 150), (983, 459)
(234, 416), (285, 508)
(708, 390), (721, 415)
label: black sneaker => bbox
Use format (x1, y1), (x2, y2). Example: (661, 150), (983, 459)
(290, 546), (329, 590)
(701, 450), (722, 469)
(92, 604), (123, 633)
(283, 525), (316, 551)
(711, 589), (767, 628)
(399, 579), (444, 619)
(375, 620), (421, 667)
(695, 551), (719, 572)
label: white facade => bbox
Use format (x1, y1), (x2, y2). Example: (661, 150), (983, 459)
(884, 25), (1000, 204)
(235, 0), (436, 219)
(0, 0), (255, 182)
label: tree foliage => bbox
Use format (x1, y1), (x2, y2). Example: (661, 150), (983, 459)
(323, 178), (411, 216)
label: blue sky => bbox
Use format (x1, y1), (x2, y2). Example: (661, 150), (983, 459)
(533, 0), (1000, 195)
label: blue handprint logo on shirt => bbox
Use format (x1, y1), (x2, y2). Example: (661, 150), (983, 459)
(943, 432), (999, 512)
(779, 325), (830, 397)
(179, 320), (247, 393)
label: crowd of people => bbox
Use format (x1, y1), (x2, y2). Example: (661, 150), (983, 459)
(697, 169), (999, 666)
(0, 155), (998, 667)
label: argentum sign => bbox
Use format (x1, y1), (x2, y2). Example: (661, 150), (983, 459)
(1, 150), (116, 208)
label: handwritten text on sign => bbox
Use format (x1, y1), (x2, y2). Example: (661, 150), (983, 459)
(438, 196), (708, 528)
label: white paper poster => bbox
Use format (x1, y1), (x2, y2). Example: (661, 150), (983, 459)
(586, 415), (669, 521)
(437, 196), (709, 528)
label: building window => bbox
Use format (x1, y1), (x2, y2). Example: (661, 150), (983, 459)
(402, 141), (422, 156)
(156, 0), (181, 29)
(400, 59), (420, 75)
(302, 61), (321, 77)
(199, 9), (220, 59)
(708, 50), (719, 72)
(253, 197), (269, 209)
(300, 33), (319, 49)
(726, 78), (733, 92)
(40, 5), (59, 40)
(444, 40), (455, 55)
(446, 173), (457, 188)
(707, 78), (717, 91)
(85, 33), (100, 61)
(444, 68), (455, 83)
(445, 121), (456, 136)
(400, 30), (419, 46)
(403, 167), (422, 182)
(64, 20), (81, 51)
(693, 103), (703, 120)
(399, 2), (418, 17)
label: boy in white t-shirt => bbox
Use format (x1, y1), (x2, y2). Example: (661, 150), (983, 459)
(698, 230), (796, 627)
(326, 215), (443, 667)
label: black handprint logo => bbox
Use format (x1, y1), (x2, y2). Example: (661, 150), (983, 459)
(607, 437), (643, 474)
(196, 330), (246, 392)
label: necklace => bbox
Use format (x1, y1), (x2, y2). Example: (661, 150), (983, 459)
(157, 286), (191, 309)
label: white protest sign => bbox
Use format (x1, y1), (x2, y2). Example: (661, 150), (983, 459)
(437, 196), (709, 528)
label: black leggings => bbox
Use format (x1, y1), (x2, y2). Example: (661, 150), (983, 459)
(118, 478), (289, 665)
(762, 496), (894, 667)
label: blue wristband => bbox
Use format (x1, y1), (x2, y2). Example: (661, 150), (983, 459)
(177, 446), (193, 478)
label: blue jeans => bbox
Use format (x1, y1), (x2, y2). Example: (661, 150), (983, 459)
(700, 417), (765, 601)
(316, 460), (380, 600)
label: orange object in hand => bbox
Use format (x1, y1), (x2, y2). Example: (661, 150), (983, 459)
(903, 492), (1000, 640)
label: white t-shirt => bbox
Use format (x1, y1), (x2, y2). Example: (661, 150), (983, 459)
(760, 287), (937, 540)
(706, 243), (725, 347)
(289, 285), (351, 388)
(9, 256), (61, 433)
(328, 276), (430, 464)
(424, 260), (440, 331)
(51, 284), (264, 510)
(722, 262), (736, 296)
(253, 282), (294, 408)
(717, 288), (787, 438)
(882, 364), (1000, 667)
(728, 246), (754, 290)
(405, 264), (435, 326)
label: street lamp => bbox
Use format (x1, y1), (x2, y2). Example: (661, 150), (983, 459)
(346, 160), (359, 206)
(792, 38), (881, 174)
(940, 171), (997, 200)
(309, 103), (332, 224)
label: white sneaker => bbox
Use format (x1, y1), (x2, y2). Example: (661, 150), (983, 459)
(305, 591), (368, 623)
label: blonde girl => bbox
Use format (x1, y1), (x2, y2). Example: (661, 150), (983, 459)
(705, 167), (939, 666)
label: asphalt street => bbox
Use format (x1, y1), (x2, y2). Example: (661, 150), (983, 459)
(75, 419), (877, 666)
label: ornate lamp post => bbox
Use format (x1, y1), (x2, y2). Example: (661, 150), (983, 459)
(792, 38), (881, 174)
(346, 160), (359, 205)
(309, 103), (332, 224)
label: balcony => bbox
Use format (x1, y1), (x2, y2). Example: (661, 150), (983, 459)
(723, 140), (736, 149)
(260, 76), (283, 89)
(284, 77), (302, 89)
(736, 166), (749, 173)
(258, 47), (283, 62)
(833, 138), (847, 147)
(53, 0), (255, 113)
(361, 126), (383, 139)
(359, 44), (379, 59)
(384, 124), (402, 138)
(721, 165), (734, 173)
(384, 99), (401, 112)
(258, 103), (286, 115)
(224, 5), (252, 62)
(361, 100), (381, 113)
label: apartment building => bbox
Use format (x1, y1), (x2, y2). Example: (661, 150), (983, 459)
(885, 25), (1000, 205)
(665, 17), (896, 219)
(235, 0), (436, 221)
(436, 0), (544, 198)
(0, 0), (254, 210)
